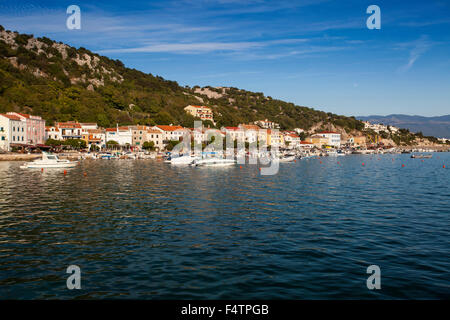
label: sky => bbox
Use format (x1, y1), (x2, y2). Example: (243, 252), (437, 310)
(0, 0), (449, 117)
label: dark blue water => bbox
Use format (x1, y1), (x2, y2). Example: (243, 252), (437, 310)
(0, 153), (449, 299)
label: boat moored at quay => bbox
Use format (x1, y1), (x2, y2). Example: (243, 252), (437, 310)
(20, 152), (78, 169)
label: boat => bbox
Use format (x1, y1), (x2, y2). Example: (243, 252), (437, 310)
(278, 155), (296, 162)
(336, 150), (346, 156)
(191, 157), (237, 167)
(20, 152), (78, 169)
(165, 154), (198, 165)
(411, 154), (432, 159)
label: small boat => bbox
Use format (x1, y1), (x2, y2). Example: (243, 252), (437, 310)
(165, 154), (198, 165)
(278, 155), (296, 162)
(20, 152), (78, 169)
(411, 154), (432, 159)
(191, 158), (236, 167)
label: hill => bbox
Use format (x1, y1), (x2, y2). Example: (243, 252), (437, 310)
(0, 26), (364, 132)
(0, 26), (447, 148)
(358, 114), (450, 139)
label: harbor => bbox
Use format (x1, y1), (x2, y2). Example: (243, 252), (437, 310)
(1, 152), (449, 299)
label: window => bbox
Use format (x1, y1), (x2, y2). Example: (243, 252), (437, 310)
(13, 136), (15, 141)
(13, 127), (15, 132)
(1, 137), (4, 141)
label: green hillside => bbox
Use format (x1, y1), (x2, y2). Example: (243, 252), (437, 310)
(0, 25), (367, 133)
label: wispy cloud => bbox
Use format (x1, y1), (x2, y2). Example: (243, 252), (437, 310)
(398, 35), (434, 73)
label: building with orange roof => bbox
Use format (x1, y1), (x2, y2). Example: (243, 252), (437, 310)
(145, 128), (164, 150)
(283, 132), (300, 148)
(105, 125), (132, 146)
(153, 125), (189, 143)
(45, 126), (62, 141)
(316, 131), (341, 147)
(7, 112), (46, 145)
(184, 105), (214, 124)
(0, 113), (27, 151)
(55, 121), (83, 140)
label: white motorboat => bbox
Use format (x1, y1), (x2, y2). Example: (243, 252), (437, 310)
(278, 155), (296, 162)
(20, 152), (78, 169)
(191, 157), (237, 167)
(164, 154), (198, 165)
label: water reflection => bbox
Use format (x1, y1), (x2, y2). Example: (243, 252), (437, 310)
(0, 154), (449, 299)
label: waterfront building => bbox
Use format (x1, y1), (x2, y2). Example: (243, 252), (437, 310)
(221, 127), (245, 143)
(145, 129), (164, 150)
(132, 125), (149, 148)
(316, 131), (341, 148)
(267, 129), (284, 147)
(56, 121), (82, 140)
(105, 126), (132, 146)
(306, 134), (329, 148)
(190, 127), (206, 145)
(154, 125), (187, 142)
(82, 129), (106, 150)
(45, 126), (62, 141)
(6, 112), (45, 145)
(184, 105), (214, 124)
(80, 123), (98, 132)
(238, 124), (260, 144)
(284, 132), (301, 148)
(0, 113), (27, 151)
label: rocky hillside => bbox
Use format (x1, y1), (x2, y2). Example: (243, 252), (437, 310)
(0, 26), (447, 147)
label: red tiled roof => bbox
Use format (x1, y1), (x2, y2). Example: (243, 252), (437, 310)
(156, 125), (184, 132)
(57, 122), (82, 129)
(1, 114), (21, 120)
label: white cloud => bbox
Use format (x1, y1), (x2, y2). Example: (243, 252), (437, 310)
(398, 35), (433, 73)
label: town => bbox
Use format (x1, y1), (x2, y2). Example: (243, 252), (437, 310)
(0, 105), (446, 160)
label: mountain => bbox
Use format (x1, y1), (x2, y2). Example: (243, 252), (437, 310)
(358, 114), (450, 139)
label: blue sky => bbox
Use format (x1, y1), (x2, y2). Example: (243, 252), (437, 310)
(1, 0), (449, 116)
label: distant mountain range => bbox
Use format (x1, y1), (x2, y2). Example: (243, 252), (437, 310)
(357, 114), (450, 138)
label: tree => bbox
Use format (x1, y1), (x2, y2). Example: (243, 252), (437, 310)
(142, 141), (155, 151)
(45, 138), (63, 147)
(63, 139), (87, 150)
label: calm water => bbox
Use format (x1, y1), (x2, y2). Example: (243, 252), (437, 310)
(0, 153), (449, 299)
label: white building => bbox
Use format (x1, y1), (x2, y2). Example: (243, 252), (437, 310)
(238, 124), (260, 144)
(56, 122), (82, 140)
(7, 112), (45, 145)
(45, 126), (62, 141)
(80, 123), (98, 132)
(317, 131), (341, 148)
(221, 127), (245, 143)
(154, 125), (189, 142)
(106, 126), (132, 146)
(253, 119), (280, 129)
(284, 132), (301, 148)
(0, 113), (27, 151)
